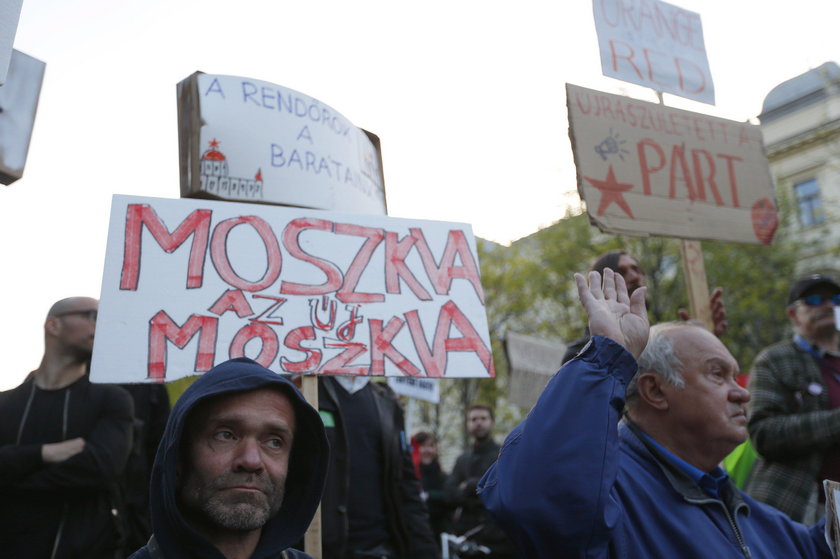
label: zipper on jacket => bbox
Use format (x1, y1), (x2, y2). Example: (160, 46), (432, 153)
(720, 502), (752, 559)
(49, 388), (72, 559)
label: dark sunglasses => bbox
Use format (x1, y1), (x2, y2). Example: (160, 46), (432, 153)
(55, 309), (98, 321)
(800, 294), (840, 307)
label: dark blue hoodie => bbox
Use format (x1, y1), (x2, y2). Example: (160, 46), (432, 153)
(129, 358), (329, 559)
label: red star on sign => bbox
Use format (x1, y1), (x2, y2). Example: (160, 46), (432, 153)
(584, 165), (635, 218)
(209, 138), (220, 148)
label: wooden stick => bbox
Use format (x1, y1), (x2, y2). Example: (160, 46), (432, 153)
(679, 239), (712, 331)
(301, 376), (322, 559)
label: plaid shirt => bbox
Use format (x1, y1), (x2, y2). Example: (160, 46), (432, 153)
(745, 339), (840, 522)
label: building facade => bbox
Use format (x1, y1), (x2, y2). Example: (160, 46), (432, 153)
(759, 62), (840, 273)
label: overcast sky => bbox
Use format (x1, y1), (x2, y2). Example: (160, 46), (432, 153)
(2, 0), (839, 389)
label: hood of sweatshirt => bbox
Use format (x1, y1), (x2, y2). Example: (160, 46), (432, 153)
(148, 358), (328, 559)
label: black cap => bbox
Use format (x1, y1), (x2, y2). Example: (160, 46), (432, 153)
(787, 274), (840, 305)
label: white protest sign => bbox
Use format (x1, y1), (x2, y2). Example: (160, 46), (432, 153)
(388, 376), (440, 404)
(0, 50), (46, 185)
(177, 72), (386, 215)
(90, 195), (493, 384)
(567, 83), (778, 245)
(0, 0), (23, 85)
(592, 0), (715, 105)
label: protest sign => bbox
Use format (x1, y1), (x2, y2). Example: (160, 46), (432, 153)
(90, 195), (493, 384)
(177, 72), (386, 215)
(504, 332), (566, 409)
(0, 0), (22, 85)
(0, 50), (45, 185)
(567, 83), (778, 245)
(592, 0), (714, 105)
(388, 376), (440, 404)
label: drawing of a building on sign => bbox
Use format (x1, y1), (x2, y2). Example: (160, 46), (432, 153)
(199, 139), (263, 199)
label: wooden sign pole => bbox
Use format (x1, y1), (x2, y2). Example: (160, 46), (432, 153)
(679, 239), (713, 331)
(302, 376), (322, 559)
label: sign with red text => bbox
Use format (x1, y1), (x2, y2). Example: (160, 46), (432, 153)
(592, 0), (714, 105)
(567, 84), (778, 244)
(90, 195), (493, 384)
(177, 72), (386, 215)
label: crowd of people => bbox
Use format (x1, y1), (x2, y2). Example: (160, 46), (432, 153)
(3, 249), (840, 559)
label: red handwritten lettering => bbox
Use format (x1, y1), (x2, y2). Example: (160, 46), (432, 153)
(317, 340), (368, 376)
(410, 229), (485, 304)
(280, 218), (343, 295)
(280, 326), (321, 373)
(210, 216), (281, 292)
(368, 317), (421, 376)
(229, 322), (279, 367)
(208, 289), (254, 318)
(335, 223), (385, 303)
(404, 301), (494, 378)
(121, 204), (211, 290)
(384, 232), (432, 300)
(148, 311), (217, 380)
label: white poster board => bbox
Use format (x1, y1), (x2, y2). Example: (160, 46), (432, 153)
(0, 50), (46, 185)
(388, 376), (440, 404)
(90, 195), (494, 383)
(592, 0), (715, 105)
(0, 0), (23, 85)
(568, 83), (778, 245)
(177, 72), (386, 215)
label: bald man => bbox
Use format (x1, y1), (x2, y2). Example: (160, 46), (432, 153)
(0, 297), (134, 559)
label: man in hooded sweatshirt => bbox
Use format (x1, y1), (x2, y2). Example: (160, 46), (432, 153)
(129, 357), (329, 559)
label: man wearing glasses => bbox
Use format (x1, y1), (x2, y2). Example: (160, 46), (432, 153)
(0, 297), (134, 559)
(747, 274), (840, 524)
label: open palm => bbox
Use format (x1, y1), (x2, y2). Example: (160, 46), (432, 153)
(574, 269), (649, 360)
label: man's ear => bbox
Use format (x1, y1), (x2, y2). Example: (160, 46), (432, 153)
(635, 372), (670, 411)
(44, 317), (61, 337)
(786, 305), (798, 324)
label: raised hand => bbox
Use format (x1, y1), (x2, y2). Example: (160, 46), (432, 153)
(575, 268), (649, 360)
(677, 286), (728, 338)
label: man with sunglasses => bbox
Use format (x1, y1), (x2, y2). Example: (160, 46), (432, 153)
(0, 297), (134, 558)
(747, 274), (840, 523)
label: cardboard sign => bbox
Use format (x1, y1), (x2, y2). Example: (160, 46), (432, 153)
(567, 83), (778, 245)
(388, 376), (440, 404)
(177, 72), (386, 215)
(592, 0), (715, 105)
(0, 50), (45, 185)
(504, 332), (566, 409)
(90, 195), (493, 384)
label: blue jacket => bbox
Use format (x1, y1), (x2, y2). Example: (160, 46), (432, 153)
(129, 358), (329, 559)
(478, 337), (831, 559)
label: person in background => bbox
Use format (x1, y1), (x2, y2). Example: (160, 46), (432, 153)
(412, 431), (451, 540)
(0, 297), (134, 559)
(561, 249), (727, 364)
(316, 375), (439, 559)
(446, 405), (517, 559)
(747, 274), (840, 523)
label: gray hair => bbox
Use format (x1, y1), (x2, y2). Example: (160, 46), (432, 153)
(626, 322), (690, 407)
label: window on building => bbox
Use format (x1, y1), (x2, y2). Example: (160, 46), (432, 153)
(794, 178), (825, 227)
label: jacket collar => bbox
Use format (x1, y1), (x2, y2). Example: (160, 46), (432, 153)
(620, 419), (750, 515)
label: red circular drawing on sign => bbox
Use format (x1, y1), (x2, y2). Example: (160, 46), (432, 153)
(751, 198), (778, 245)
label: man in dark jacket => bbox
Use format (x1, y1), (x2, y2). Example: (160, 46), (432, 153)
(0, 296), (135, 559)
(446, 404), (516, 559)
(317, 375), (439, 559)
(129, 357), (329, 559)
(479, 269), (830, 559)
